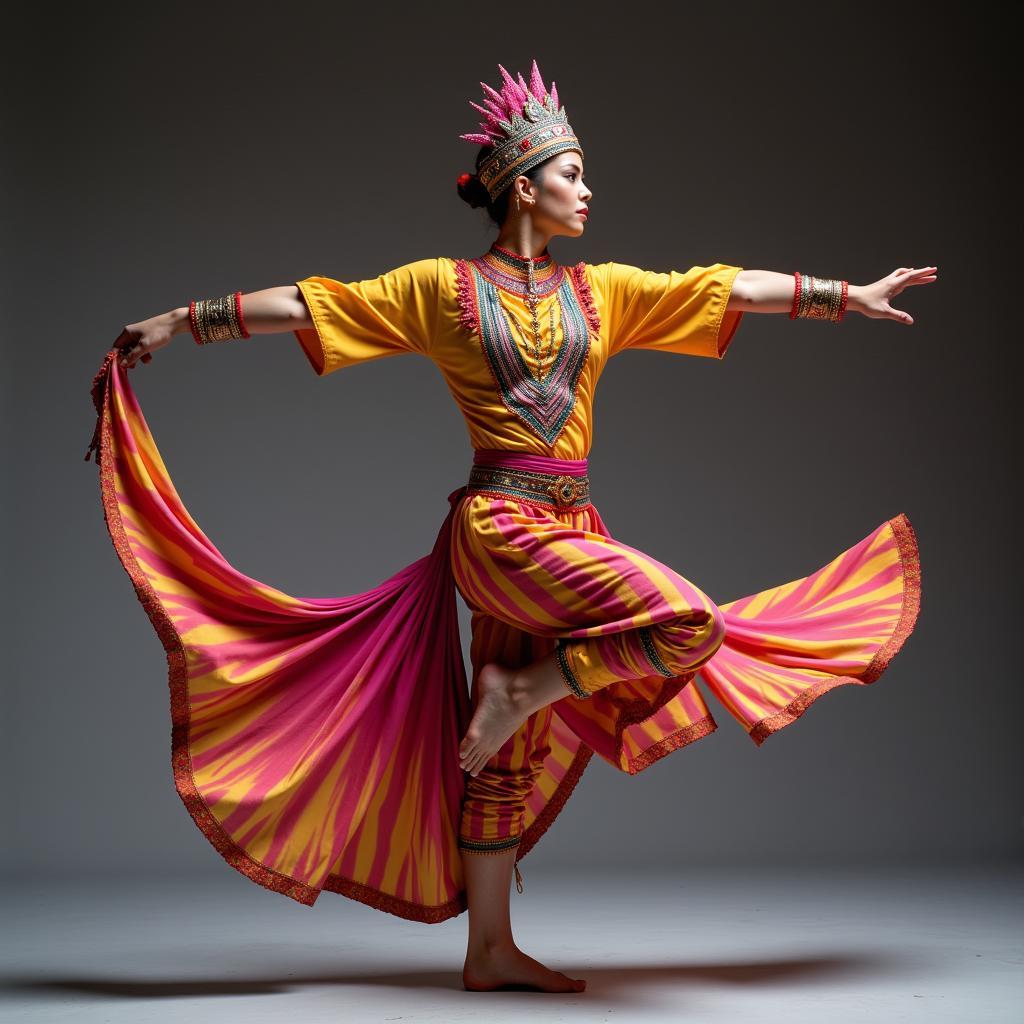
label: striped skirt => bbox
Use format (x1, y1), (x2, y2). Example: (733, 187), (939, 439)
(85, 352), (922, 924)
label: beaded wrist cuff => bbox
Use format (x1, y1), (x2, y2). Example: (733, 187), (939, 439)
(789, 272), (848, 322)
(190, 291), (251, 344)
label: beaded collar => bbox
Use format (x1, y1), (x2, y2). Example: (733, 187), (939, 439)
(470, 242), (565, 298)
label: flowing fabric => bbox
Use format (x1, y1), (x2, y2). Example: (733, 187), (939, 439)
(85, 349), (922, 922)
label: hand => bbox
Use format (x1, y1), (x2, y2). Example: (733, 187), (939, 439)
(113, 308), (184, 369)
(850, 266), (938, 325)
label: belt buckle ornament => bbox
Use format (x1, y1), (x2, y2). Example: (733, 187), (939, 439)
(548, 474), (580, 508)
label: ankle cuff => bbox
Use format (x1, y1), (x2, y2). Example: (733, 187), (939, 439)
(458, 833), (522, 854)
(556, 638), (592, 699)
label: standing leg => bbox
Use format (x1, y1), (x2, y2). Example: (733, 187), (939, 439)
(458, 611), (586, 993)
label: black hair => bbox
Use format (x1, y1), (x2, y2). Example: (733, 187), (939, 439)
(456, 145), (555, 227)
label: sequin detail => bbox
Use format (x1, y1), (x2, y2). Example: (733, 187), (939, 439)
(454, 257), (591, 446)
(556, 638), (591, 699)
(458, 833), (523, 853)
(639, 625), (675, 677)
(567, 261), (601, 336)
(465, 464), (592, 511)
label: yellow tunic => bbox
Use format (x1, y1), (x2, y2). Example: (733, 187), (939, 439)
(293, 256), (744, 460)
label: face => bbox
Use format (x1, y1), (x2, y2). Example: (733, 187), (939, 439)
(517, 150), (592, 237)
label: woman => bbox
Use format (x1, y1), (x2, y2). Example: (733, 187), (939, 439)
(91, 59), (928, 994)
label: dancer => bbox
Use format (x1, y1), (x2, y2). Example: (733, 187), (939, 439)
(90, 59), (928, 994)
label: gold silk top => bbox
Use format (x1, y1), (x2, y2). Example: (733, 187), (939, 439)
(293, 246), (745, 460)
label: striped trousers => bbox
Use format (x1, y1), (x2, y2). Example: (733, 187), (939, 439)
(451, 448), (726, 854)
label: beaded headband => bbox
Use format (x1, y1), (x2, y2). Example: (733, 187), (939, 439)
(459, 58), (584, 202)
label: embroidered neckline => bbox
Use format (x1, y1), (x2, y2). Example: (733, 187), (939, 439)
(472, 242), (563, 297)
(453, 257), (599, 446)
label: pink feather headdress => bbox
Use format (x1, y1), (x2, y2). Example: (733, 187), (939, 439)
(459, 59), (583, 202)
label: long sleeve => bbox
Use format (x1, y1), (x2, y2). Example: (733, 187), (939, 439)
(590, 261), (745, 360)
(293, 257), (440, 376)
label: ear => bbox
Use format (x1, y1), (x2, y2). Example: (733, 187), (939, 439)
(513, 173), (537, 204)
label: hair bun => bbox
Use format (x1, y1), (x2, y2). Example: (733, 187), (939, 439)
(456, 170), (490, 209)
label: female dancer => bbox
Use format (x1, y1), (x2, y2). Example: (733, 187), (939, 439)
(96, 59), (929, 994)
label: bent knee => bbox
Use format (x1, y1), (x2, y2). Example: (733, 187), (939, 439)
(650, 604), (726, 673)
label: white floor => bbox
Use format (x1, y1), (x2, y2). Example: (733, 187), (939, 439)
(2, 864), (1020, 1023)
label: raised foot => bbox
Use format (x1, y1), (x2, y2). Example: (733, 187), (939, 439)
(458, 662), (528, 777)
(463, 942), (586, 993)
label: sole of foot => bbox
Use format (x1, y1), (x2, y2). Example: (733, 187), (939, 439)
(458, 662), (525, 776)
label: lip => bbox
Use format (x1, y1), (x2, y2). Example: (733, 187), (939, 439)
(576, 209), (589, 217)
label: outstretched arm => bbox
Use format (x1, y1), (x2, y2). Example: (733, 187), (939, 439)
(729, 266), (938, 325)
(114, 286), (313, 369)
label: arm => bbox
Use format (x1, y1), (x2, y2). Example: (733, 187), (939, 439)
(114, 285), (313, 369)
(729, 267), (937, 324)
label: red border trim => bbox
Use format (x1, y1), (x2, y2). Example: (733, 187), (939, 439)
(748, 511), (922, 746)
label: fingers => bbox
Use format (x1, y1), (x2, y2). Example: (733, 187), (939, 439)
(893, 266), (937, 282)
(886, 306), (914, 325)
(113, 327), (140, 352)
(906, 267), (938, 285)
(118, 340), (147, 368)
(114, 326), (146, 368)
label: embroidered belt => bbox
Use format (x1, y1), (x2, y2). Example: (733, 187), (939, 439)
(465, 464), (592, 511)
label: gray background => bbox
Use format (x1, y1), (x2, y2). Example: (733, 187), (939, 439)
(3, 3), (1016, 882)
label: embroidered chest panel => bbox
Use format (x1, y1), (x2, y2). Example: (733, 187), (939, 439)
(454, 257), (601, 446)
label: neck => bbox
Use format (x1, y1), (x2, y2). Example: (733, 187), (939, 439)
(492, 222), (552, 261)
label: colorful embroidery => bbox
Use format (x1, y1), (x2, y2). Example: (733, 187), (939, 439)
(638, 625), (675, 678)
(458, 833), (523, 853)
(465, 464), (592, 511)
(556, 638), (592, 699)
(454, 256), (592, 446)
(567, 261), (601, 335)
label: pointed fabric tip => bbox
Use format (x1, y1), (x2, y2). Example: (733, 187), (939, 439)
(497, 63), (526, 108)
(481, 97), (506, 119)
(480, 81), (506, 111)
(550, 81), (559, 111)
(468, 101), (504, 132)
(529, 59), (547, 102)
(460, 133), (493, 146)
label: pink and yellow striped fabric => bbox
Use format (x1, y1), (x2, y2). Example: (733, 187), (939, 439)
(85, 349), (921, 922)
(452, 448), (922, 854)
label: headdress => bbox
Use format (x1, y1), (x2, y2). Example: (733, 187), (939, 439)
(459, 59), (584, 202)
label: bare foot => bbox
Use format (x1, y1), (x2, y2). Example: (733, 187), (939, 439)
(463, 941), (586, 993)
(459, 663), (528, 777)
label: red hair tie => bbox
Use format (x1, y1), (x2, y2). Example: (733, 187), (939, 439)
(456, 172), (472, 188)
